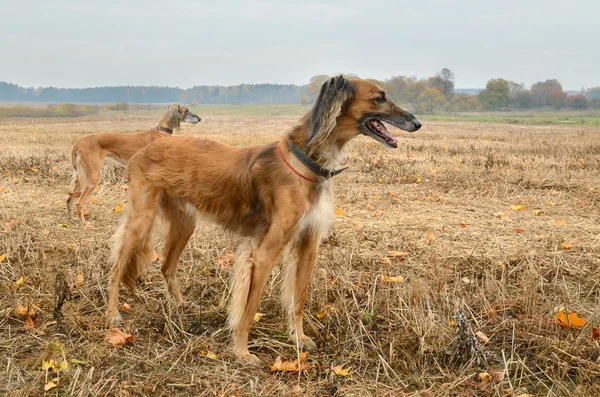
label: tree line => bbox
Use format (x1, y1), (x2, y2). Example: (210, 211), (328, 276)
(0, 82), (308, 105)
(1, 72), (599, 113)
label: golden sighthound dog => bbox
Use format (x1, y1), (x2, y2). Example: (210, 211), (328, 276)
(106, 76), (421, 362)
(66, 104), (200, 224)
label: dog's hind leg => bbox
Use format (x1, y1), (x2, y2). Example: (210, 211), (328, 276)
(159, 196), (196, 305)
(106, 184), (159, 324)
(282, 231), (319, 351)
(74, 156), (101, 225)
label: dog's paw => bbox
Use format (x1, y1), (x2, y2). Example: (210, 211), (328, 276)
(105, 311), (122, 326)
(238, 352), (261, 365)
(289, 333), (317, 350)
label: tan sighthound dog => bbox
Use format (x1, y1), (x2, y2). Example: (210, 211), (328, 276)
(106, 76), (421, 362)
(66, 104), (201, 224)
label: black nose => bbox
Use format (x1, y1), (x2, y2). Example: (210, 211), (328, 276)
(413, 118), (422, 130)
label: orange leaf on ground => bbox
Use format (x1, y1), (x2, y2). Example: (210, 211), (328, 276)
(74, 273), (84, 287)
(425, 231), (435, 240)
(387, 251), (408, 259)
(554, 307), (586, 328)
(112, 203), (124, 213)
(560, 242), (573, 249)
(378, 257), (392, 265)
(24, 316), (35, 330)
(0, 253), (6, 262)
(513, 228), (524, 233)
(553, 218), (566, 226)
(270, 352), (309, 372)
(458, 221), (467, 228)
(334, 207), (345, 216)
(104, 328), (134, 347)
(478, 372), (491, 384)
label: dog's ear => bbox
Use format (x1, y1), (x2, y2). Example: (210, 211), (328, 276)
(307, 75), (354, 153)
(167, 103), (178, 119)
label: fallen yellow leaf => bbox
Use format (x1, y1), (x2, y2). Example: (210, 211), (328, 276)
(14, 276), (26, 287)
(532, 209), (544, 216)
(510, 204), (526, 211)
(121, 303), (131, 312)
(331, 365), (351, 376)
(41, 360), (56, 371)
(15, 303), (28, 317)
(253, 313), (265, 322)
(44, 381), (58, 391)
(416, 177), (422, 183)
(381, 274), (404, 283)
(0, 253), (6, 262)
(65, 244), (78, 251)
(553, 218), (566, 226)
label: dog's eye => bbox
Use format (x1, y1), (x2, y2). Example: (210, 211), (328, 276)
(375, 94), (386, 103)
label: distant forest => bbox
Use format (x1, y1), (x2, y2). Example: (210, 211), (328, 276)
(0, 82), (308, 105)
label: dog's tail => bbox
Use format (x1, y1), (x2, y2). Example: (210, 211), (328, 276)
(228, 240), (255, 330)
(110, 214), (153, 290)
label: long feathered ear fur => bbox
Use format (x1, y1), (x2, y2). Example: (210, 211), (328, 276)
(306, 75), (355, 154)
(167, 103), (182, 132)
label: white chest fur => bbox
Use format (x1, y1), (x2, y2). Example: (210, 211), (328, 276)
(297, 181), (334, 237)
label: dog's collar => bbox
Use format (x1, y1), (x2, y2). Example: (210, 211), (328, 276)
(155, 126), (173, 135)
(286, 140), (348, 180)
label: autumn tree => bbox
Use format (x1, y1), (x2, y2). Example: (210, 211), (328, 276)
(548, 91), (567, 109)
(530, 79), (563, 107)
(478, 79), (510, 110)
(568, 94), (590, 109)
(436, 68), (455, 98)
(307, 75), (330, 101)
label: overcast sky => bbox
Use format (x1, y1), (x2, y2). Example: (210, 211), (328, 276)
(1, 0), (597, 90)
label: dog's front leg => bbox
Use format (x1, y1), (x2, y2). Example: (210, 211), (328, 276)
(282, 231), (319, 350)
(229, 217), (299, 363)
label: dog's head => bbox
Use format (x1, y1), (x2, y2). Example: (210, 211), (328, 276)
(307, 76), (421, 152)
(168, 104), (201, 125)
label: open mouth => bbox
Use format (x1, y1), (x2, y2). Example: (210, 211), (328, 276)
(365, 119), (398, 148)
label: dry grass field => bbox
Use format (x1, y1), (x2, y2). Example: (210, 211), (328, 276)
(1, 107), (600, 396)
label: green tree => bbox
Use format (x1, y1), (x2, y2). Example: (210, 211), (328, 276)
(478, 79), (510, 110)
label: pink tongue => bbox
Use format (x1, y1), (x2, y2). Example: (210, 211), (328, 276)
(374, 120), (397, 143)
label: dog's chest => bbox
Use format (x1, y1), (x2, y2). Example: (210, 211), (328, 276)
(297, 182), (334, 236)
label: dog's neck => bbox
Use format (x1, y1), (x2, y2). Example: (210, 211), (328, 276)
(156, 112), (181, 134)
(287, 118), (348, 174)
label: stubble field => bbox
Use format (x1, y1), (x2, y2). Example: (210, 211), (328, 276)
(1, 106), (599, 396)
